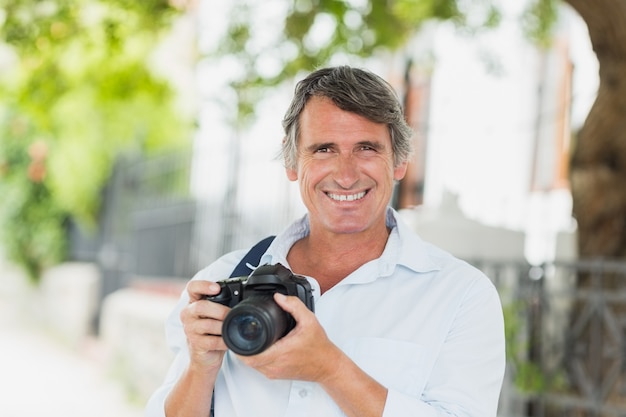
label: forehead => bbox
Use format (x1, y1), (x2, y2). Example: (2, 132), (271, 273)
(299, 96), (391, 145)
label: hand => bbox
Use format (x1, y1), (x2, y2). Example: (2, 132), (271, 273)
(165, 281), (230, 416)
(180, 280), (231, 374)
(238, 293), (343, 384)
(222, 292), (387, 417)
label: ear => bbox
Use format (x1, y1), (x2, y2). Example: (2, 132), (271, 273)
(393, 161), (409, 181)
(286, 166), (298, 182)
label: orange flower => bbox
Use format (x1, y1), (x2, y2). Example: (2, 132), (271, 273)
(28, 140), (48, 162)
(27, 161), (46, 183)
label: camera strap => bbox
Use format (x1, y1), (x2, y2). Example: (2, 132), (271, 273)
(210, 235), (276, 417)
(228, 235), (276, 278)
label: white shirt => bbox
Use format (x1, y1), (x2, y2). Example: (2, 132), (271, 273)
(145, 208), (505, 417)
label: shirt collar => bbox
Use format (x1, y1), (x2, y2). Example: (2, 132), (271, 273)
(385, 208), (442, 275)
(261, 207), (442, 276)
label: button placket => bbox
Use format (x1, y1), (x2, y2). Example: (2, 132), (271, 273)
(285, 381), (313, 417)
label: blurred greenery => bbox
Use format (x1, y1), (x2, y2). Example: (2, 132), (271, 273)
(503, 301), (548, 394)
(0, 0), (192, 283)
(503, 301), (567, 394)
(0, 0), (557, 283)
(212, 0), (555, 126)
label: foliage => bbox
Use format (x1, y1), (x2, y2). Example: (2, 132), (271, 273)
(211, 0), (416, 126)
(0, 112), (67, 282)
(503, 301), (548, 393)
(210, 0), (556, 126)
(522, 0), (558, 48)
(0, 0), (191, 283)
(503, 300), (568, 394)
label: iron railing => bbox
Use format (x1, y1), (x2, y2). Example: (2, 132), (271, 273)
(483, 259), (626, 417)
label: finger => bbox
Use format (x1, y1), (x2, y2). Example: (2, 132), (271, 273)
(188, 333), (229, 362)
(187, 280), (222, 302)
(188, 317), (224, 337)
(183, 298), (230, 322)
(182, 304), (224, 333)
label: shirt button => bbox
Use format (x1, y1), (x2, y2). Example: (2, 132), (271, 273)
(299, 389), (308, 398)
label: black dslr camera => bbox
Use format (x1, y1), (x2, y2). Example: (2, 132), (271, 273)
(204, 263), (314, 356)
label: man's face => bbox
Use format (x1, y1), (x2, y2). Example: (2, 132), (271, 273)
(286, 96), (408, 236)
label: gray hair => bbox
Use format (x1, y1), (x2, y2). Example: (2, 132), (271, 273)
(281, 66), (414, 170)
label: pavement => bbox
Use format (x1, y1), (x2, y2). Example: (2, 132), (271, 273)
(0, 262), (145, 417)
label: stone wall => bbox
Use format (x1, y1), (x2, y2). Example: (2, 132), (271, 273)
(99, 283), (183, 403)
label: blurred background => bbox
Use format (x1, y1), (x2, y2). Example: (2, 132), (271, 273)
(1, 1), (625, 416)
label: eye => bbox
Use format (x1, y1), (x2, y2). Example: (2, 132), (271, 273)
(313, 143), (335, 154)
(357, 144), (380, 155)
(355, 141), (383, 154)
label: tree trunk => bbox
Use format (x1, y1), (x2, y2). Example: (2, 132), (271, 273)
(566, 0), (626, 258)
(554, 2), (626, 415)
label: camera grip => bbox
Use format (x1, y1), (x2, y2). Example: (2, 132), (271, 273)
(203, 288), (231, 305)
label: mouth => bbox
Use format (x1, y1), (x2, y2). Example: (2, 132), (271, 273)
(326, 190), (367, 202)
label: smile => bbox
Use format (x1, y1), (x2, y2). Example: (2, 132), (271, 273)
(326, 191), (367, 202)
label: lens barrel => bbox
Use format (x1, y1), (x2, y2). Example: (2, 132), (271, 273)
(222, 295), (290, 355)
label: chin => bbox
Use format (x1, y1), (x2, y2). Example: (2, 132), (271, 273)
(327, 222), (370, 235)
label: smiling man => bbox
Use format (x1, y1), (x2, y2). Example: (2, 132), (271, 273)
(146, 66), (505, 417)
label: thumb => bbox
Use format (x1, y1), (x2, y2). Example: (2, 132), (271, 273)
(274, 292), (308, 321)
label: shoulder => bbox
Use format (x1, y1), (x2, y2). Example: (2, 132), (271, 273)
(192, 248), (249, 282)
(393, 212), (496, 295)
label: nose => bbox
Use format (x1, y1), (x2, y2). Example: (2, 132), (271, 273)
(333, 153), (359, 189)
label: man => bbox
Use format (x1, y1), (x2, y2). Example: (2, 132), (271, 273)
(146, 66), (505, 417)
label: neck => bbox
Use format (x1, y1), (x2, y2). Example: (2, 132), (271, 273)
(287, 220), (391, 293)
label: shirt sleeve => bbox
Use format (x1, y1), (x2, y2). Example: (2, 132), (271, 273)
(383, 276), (506, 417)
(144, 249), (247, 417)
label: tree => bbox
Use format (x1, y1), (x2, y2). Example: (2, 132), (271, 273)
(565, 0), (626, 259)
(0, 0), (192, 283)
(559, 2), (626, 414)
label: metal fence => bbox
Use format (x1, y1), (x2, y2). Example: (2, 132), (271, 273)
(486, 259), (626, 417)
(68, 151), (292, 298)
(69, 153), (626, 416)
(68, 151), (197, 300)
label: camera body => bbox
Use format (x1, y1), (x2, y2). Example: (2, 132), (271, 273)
(205, 263), (314, 355)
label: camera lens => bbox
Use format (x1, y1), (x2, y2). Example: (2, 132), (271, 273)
(227, 314), (266, 352)
(222, 295), (291, 356)
(236, 316), (264, 341)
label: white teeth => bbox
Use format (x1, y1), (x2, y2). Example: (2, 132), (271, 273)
(327, 191), (366, 202)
